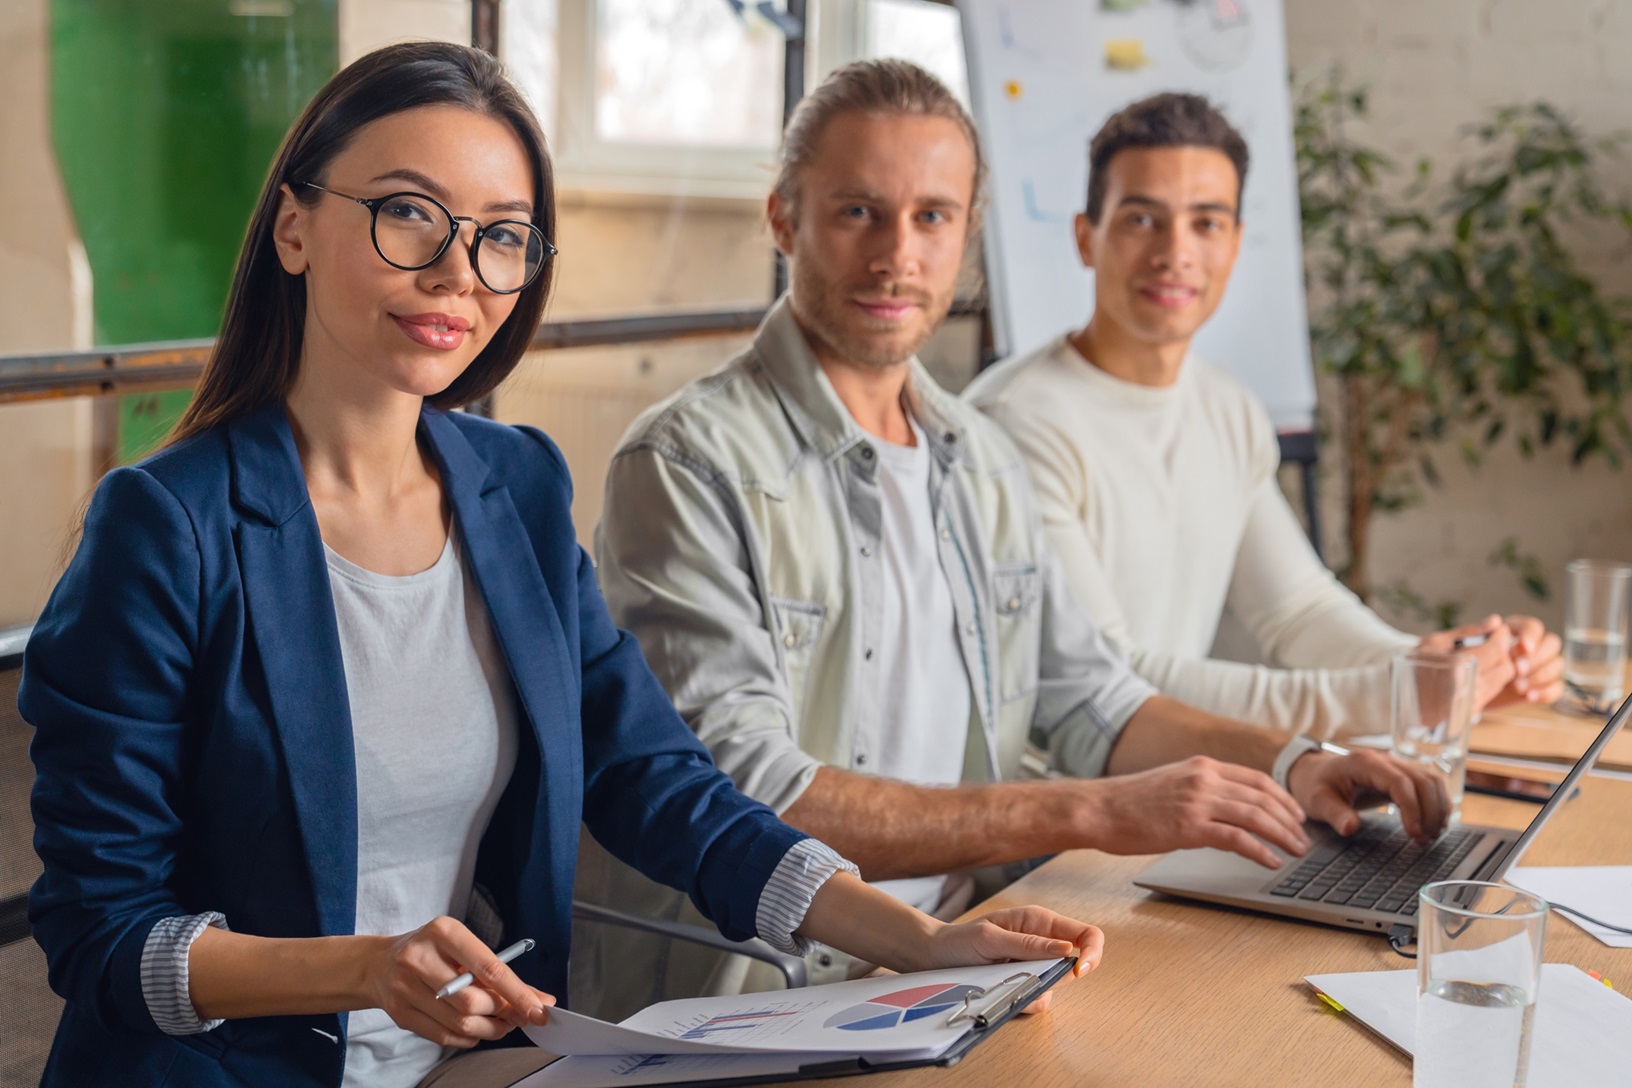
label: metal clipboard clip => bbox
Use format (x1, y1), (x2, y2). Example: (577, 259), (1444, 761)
(943, 971), (1043, 1030)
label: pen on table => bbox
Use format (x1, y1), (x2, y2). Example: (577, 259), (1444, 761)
(434, 938), (534, 1000)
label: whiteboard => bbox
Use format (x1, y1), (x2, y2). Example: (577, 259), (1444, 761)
(960, 0), (1316, 432)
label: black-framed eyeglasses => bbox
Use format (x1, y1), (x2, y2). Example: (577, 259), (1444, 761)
(301, 182), (556, 295)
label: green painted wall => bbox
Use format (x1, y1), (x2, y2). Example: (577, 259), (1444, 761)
(51, 0), (338, 461)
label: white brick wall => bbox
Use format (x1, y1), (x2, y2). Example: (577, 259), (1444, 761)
(1286, 0), (1632, 631)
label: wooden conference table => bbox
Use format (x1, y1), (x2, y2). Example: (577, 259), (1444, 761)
(762, 700), (1632, 1088)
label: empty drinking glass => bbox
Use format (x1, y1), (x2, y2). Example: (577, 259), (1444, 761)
(1392, 650), (1478, 823)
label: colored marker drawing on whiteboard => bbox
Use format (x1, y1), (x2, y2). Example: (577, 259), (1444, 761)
(993, 2), (1051, 60)
(1176, 0), (1253, 72)
(1105, 38), (1154, 70)
(1021, 180), (1074, 225)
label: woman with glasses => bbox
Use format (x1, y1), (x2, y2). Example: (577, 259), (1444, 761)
(20, 41), (1102, 1088)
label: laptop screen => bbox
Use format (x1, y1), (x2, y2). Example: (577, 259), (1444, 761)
(1483, 691), (1631, 880)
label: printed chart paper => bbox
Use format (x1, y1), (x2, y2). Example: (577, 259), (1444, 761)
(517, 959), (1065, 1087)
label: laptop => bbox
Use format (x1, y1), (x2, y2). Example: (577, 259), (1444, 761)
(1133, 693), (1630, 938)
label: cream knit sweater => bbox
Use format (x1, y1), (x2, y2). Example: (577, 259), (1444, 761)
(969, 336), (1416, 739)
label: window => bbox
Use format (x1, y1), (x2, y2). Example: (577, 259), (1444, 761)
(503, 0), (969, 199)
(595, 0), (784, 147)
(864, 0), (967, 105)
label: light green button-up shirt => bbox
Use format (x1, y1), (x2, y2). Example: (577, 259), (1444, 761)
(594, 297), (1155, 812)
(570, 298), (1156, 1020)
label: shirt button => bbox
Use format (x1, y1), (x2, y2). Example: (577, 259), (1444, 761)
(860, 546), (872, 558)
(855, 753), (868, 766)
(940, 528), (951, 541)
(860, 446), (875, 460)
(965, 623), (976, 636)
(783, 633), (796, 648)
(1007, 597), (1021, 610)
(864, 648), (874, 661)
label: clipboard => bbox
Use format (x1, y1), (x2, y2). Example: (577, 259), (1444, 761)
(537, 957), (1075, 1088)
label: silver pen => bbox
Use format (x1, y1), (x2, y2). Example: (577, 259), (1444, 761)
(1452, 633), (1488, 649)
(434, 938), (534, 1000)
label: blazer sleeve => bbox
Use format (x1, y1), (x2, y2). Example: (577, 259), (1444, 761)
(20, 466), (204, 1035)
(518, 432), (808, 944)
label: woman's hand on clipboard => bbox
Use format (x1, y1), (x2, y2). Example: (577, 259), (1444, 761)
(921, 905), (1104, 1015)
(799, 873), (1104, 1017)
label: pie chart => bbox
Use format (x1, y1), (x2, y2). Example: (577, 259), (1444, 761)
(822, 982), (987, 1031)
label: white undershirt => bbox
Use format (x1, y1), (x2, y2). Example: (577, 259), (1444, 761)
(867, 420), (971, 912)
(326, 535), (519, 1088)
(970, 338), (1416, 739)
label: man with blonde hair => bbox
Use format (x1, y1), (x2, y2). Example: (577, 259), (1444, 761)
(574, 61), (1445, 1019)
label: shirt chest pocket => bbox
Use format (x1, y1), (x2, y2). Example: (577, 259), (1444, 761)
(770, 597), (827, 719)
(991, 565), (1040, 706)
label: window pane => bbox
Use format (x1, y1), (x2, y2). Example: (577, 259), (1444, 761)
(866, 0), (968, 105)
(594, 0), (782, 147)
(502, 0), (558, 141)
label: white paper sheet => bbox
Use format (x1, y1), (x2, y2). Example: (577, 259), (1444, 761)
(1304, 963), (1632, 1087)
(1508, 866), (1632, 948)
(522, 959), (1062, 1063)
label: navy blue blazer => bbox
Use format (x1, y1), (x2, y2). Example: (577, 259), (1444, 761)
(21, 404), (805, 1088)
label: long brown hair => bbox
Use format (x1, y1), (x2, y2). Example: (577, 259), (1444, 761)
(169, 41), (555, 445)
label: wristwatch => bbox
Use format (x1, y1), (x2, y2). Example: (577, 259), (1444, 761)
(1271, 735), (1351, 791)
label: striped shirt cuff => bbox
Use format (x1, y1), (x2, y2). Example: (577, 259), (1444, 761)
(140, 912), (229, 1035)
(755, 838), (860, 956)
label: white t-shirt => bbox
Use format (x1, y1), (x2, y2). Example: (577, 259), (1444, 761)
(867, 420), (971, 912)
(969, 337), (1416, 738)
(326, 535), (519, 1088)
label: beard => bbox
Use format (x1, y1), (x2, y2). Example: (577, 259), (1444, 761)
(788, 260), (954, 372)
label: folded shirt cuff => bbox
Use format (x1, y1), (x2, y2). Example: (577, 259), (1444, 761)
(140, 912), (229, 1035)
(754, 838), (860, 956)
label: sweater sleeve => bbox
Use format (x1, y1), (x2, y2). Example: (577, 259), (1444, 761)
(986, 386), (1414, 740)
(1225, 478), (1418, 672)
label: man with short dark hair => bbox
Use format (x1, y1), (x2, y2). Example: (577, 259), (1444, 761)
(575, 66), (1446, 1019)
(970, 92), (1563, 738)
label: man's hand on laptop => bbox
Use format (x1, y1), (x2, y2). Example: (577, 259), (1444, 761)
(1285, 748), (1451, 845)
(1081, 756), (1311, 869)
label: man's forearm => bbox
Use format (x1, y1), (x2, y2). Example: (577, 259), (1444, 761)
(1102, 695), (1285, 776)
(778, 767), (1094, 880)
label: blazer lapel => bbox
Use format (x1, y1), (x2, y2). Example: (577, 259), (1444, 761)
(421, 412), (583, 934)
(228, 406), (358, 938)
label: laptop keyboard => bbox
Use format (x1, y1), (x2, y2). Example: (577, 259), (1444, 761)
(1266, 823), (1484, 915)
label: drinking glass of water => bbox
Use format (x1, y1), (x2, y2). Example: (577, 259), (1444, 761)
(1415, 880), (1548, 1088)
(1392, 650), (1478, 822)
(1563, 559), (1632, 715)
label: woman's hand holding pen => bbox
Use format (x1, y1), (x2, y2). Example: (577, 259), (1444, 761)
(188, 918), (552, 1043)
(365, 916), (553, 1048)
